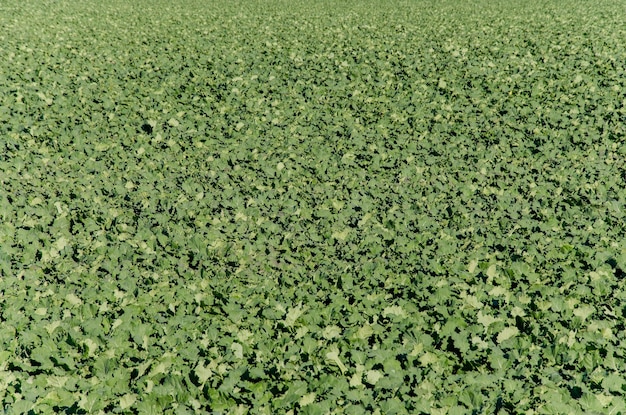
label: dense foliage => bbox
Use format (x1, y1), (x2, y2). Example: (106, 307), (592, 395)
(1, 0), (626, 413)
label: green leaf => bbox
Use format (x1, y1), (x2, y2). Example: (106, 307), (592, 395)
(301, 400), (332, 415)
(275, 380), (308, 407)
(324, 345), (347, 374)
(379, 397), (407, 414)
(602, 373), (626, 393)
(496, 326), (519, 344)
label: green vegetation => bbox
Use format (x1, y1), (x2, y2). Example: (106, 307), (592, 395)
(1, 0), (626, 413)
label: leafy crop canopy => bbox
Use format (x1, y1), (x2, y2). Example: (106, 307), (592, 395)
(1, 0), (626, 413)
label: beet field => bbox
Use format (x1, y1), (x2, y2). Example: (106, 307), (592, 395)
(1, 0), (626, 413)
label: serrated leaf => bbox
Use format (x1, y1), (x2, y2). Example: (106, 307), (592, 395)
(419, 351), (439, 366)
(46, 376), (68, 388)
(322, 325), (342, 340)
(230, 342), (244, 359)
(365, 370), (383, 385)
(382, 305), (406, 318)
(299, 392), (316, 407)
(477, 310), (501, 330)
(573, 304), (595, 321)
(602, 373), (626, 393)
(195, 363), (213, 384)
(45, 321), (62, 335)
(120, 394), (137, 410)
(331, 228), (350, 241)
(496, 326), (519, 344)
(354, 324), (373, 340)
(66, 293), (83, 306)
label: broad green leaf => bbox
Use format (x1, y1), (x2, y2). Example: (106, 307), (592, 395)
(365, 370), (383, 386)
(322, 325), (342, 340)
(120, 394), (137, 410)
(324, 345), (347, 374)
(299, 392), (316, 407)
(477, 310), (501, 330)
(496, 326), (519, 344)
